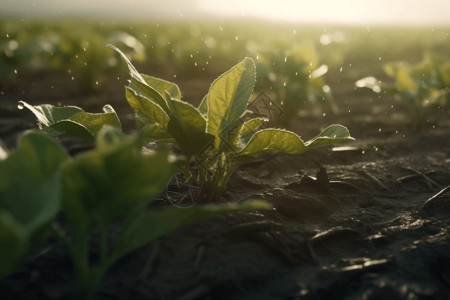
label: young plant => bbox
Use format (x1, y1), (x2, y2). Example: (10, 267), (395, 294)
(18, 101), (121, 140)
(109, 45), (353, 201)
(356, 52), (450, 127)
(0, 131), (68, 278)
(255, 41), (337, 127)
(1, 127), (269, 298)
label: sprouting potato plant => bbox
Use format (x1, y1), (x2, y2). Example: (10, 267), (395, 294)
(255, 41), (337, 127)
(356, 52), (450, 127)
(0, 128), (269, 298)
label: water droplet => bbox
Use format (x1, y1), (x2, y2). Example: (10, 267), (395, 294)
(283, 82), (286, 87)
(95, 81), (99, 85)
(361, 150), (365, 154)
(13, 69), (17, 74)
(378, 57), (382, 61)
(17, 102), (24, 109)
(71, 76), (75, 80)
(235, 36), (239, 40)
(219, 26), (223, 31)
(284, 56), (287, 63)
(194, 62), (197, 66)
(339, 66), (343, 72)
(6, 33), (9, 38)
(322, 113), (326, 117)
(173, 74), (177, 78)
(378, 128), (382, 132)
(395, 130), (398, 134)
(190, 54), (193, 58)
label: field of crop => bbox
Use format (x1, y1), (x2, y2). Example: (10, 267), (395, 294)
(1, 19), (450, 299)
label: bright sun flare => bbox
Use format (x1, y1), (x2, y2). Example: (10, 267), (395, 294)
(198, 0), (450, 25)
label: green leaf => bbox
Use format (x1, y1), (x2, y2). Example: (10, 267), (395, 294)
(125, 86), (169, 130)
(198, 94), (208, 115)
(304, 125), (354, 147)
(207, 57), (256, 149)
(141, 74), (181, 100)
(19, 101), (121, 140)
(0, 213), (27, 278)
(238, 125), (353, 160)
(112, 200), (271, 263)
(238, 128), (307, 158)
(108, 44), (170, 113)
(0, 131), (68, 278)
(166, 96), (213, 157)
(62, 128), (178, 233)
(235, 117), (267, 148)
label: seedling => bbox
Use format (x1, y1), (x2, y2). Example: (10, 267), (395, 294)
(255, 41), (337, 126)
(20, 46), (353, 202)
(0, 127), (269, 298)
(109, 45), (353, 201)
(356, 52), (450, 127)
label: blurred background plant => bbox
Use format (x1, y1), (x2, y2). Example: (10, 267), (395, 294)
(356, 52), (450, 128)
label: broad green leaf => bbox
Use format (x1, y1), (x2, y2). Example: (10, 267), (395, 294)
(62, 129), (178, 233)
(125, 87), (169, 130)
(238, 129), (307, 159)
(238, 125), (353, 160)
(304, 125), (354, 147)
(19, 101), (121, 140)
(0, 131), (68, 278)
(207, 57), (256, 149)
(141, 74), (181, 100)
(166, 96), (213, 157)
(112, 200), (271, 263)
(108, 44), (170, 113)
(235, 117), (267, 148)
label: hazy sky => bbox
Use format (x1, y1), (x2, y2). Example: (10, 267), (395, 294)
(2, 0), (450, 25)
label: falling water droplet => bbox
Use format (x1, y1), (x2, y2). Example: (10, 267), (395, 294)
(322, 113), (326, 117)
(339, 66), (343, 72)
(283, 82), (286, 87)
(284, 56), (287, 63)
(13, 69), (17, 74)
(95, 81), (99, 85)
(235, 36), (239, 40)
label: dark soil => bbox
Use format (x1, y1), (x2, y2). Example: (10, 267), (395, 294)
(1, 64), (449, 300)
